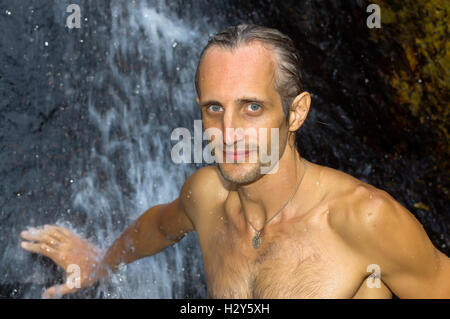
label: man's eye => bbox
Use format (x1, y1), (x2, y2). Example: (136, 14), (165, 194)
(246, 103), (261, 112)
(207, 105), (223, 113)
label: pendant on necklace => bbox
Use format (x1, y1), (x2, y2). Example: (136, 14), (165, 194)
(252, 231), (262, 249)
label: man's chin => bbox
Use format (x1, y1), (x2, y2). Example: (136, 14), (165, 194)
(217, 162), (263, 185)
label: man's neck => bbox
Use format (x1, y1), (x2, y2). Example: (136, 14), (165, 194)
(236, 145), (306, 232)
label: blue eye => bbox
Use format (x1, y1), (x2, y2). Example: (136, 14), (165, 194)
(207, 105), (223, 113)
(247, 103), (261, 112)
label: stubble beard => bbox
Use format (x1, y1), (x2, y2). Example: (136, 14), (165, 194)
(215, 126), (289, 186)
(217, 161), (263, 186)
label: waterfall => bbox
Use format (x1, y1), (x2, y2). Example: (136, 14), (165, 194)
(1, 0), (233, 298)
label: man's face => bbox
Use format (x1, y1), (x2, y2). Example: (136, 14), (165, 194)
(197, 42), (289, 185)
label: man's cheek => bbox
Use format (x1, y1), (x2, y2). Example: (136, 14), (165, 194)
(258, 127), (280, 174)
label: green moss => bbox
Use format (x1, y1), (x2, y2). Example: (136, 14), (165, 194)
(369, 0), (449, 173)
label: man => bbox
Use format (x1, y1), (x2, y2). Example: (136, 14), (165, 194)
(20, 24), (449, 299)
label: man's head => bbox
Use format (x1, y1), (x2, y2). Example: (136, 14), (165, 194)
(195, 24), (310, 185)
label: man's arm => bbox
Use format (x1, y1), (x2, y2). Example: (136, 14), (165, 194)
(98, 196), (195, 276)
(101, 164), (226, 273)
(20, 171), (198, 297)
(331, 185), (450, 298)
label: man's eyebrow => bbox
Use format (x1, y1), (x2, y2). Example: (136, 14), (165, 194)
(199, 97), (269, 107)
(199, 100), (221, 107)
(236, 97), (268, 105)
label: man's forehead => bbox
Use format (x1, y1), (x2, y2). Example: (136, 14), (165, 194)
(197, 42), (277, 100)
(202, 41), (275, 64)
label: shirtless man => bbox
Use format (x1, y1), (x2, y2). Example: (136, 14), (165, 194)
(20, 24), (449, 299)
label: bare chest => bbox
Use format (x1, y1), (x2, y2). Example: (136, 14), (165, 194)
(197, 212), (364, 298)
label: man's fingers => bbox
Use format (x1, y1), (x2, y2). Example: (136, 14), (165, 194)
(43, 225), (70, 239)
(42, 283), (74, 299)
(20, 231), (60, 246)
(21, 226), (65, 244)
(21, 241), (57, 258)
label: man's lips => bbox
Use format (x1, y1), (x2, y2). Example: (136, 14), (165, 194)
(222, 148), (257, 161)
(224, 150), (251, 155)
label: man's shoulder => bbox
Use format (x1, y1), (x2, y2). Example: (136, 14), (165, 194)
(180, 165), (229, 215)
(321, 165), (447, 296)
(323, 168), (412, 248)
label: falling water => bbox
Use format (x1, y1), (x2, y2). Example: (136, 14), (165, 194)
(0, 0), (235, 298)
(67, 1), (208, 298)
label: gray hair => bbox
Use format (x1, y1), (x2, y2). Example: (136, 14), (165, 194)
(194, 24), (304, 120)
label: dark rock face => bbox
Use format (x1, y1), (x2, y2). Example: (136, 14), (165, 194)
(0, 0), (447, 298)
(226, 0), (449, 253)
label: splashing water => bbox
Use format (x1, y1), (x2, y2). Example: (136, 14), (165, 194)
(1, 0), (233, 298)
(57, 0), (221, 299)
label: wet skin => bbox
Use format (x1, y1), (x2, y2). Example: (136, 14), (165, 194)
(21, 42), (450, 298)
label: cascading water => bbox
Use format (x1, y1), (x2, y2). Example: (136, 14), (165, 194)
(0, 0), (235, 298)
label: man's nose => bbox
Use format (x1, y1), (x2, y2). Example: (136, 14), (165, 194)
(223, 109), (244, 145)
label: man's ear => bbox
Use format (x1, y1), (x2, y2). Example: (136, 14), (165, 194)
(288, 92), (311, 131)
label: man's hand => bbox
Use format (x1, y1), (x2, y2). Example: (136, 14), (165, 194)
(20, 225), (105, 298)
(17, 169), (207, 298)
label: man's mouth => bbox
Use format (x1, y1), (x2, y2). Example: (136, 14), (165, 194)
(222, 148), (257, 162)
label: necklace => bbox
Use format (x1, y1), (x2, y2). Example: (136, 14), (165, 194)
(244, 158), (307, 249)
